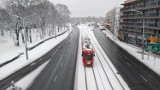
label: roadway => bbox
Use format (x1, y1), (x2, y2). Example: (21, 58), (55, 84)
(28, 26), (79, 90)
(93, 27), (160, 90)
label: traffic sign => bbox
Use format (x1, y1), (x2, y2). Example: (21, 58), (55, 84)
(150, 36), (157, 43)
(146, 43), (160, 53)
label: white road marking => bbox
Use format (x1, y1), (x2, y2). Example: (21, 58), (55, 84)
(54, 75), (58, 83)
(39, 58), (42, 61)
(126, 62), (132, 67)
(61, 62), (63, 67)
(52, 52), (56, 57)
(149, 74), (153, 78)
(124, 56), (128, 59)
(140, 75), (147, 82)
(30, 62), (36, 66)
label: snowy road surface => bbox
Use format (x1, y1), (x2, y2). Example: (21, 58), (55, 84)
(93, 26), (160, 90)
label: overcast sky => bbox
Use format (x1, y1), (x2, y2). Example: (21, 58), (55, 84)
(49, 0), (125, 17)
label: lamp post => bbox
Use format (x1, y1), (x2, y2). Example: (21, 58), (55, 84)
(130, 9), (145, 59)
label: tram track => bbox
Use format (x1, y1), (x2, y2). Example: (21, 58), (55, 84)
(84, 27), (127, 90)
(84, 66), (98, 90)
(81, 27), (98, 90)
(77, 25), (129, 90)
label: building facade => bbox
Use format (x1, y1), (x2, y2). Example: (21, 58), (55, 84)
(119, 0), (160, 46)
(106, 7), (121, 37)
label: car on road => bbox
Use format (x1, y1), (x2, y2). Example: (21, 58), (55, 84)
(99, 25), (106, 31)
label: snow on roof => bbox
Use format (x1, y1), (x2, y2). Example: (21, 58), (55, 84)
(83, 43), (93, 50)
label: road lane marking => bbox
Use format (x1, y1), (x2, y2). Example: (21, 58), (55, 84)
(54, 75), (58, 83)
(30, 62), (36, 66)
(126, 62), (132, 67)
(52, 52), (56, 57)
(140, 75), (147, 82)
(124, 56), (128, 59)
(61, 62), (63, 67)
(59, 46), (60, 49)
(39, 58), (42, 62)
(149, 75), (153, 78)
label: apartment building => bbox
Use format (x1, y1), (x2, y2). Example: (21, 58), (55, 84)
(106, 7), (121, 37)
(119, 0), (160, 46)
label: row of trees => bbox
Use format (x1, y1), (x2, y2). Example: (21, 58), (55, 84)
(0, 0), (71, 46)
(71, 16), (105, 24)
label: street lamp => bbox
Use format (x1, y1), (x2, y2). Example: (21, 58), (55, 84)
(130, 9), (145, 59)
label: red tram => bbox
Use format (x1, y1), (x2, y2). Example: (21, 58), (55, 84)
(81, 37), (95, 66)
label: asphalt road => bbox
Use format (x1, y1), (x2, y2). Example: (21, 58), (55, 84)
(93, 27), (160, 90)
(28, 26), (79, 90)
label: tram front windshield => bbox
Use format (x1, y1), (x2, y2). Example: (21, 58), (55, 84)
(85, 54), (93, 60)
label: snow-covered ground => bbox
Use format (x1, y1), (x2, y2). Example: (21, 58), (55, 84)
(0, 27), (66, 65)
(74, 24), (130, 90)
(102, 28), (160, 75)
(7, 59), (51, 90)
(0, 28), (71, 81)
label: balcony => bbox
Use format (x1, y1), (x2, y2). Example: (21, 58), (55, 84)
(120, 8), (129, 12)
(120, 23), (160, 30)
(119, 29), (142, 35)
(120, 14), (160, 19)
(150, 2), (157, 7)
(121, 1), (160, 12)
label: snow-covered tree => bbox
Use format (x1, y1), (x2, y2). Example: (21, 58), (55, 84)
(55, 4), (71, 28)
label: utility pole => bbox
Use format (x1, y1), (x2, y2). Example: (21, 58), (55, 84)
(25, 26), (28, 60)
(130, 9), (145, 59)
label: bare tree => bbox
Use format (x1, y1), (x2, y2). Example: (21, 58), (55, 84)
(0, 8), (11, 36)
(1, 0), (71, 46)
(3, 0), (41, 46)
(55, 4), (71, 29)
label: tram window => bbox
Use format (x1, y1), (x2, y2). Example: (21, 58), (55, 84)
(85, 54), (93, 60)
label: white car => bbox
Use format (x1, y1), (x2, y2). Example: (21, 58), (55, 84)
(99, 25), (105, 31)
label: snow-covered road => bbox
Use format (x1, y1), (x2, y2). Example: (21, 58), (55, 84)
(75, 25), (130, 90)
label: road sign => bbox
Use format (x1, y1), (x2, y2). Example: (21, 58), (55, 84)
(150, 36), (157, 43)
(146, 43), (160, 52)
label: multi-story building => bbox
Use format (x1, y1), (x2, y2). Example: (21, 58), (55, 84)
(119, 0), (160, 46)
(106, 7), (121, 37)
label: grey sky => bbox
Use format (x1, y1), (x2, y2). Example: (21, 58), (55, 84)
(49, 0), (125, 17)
